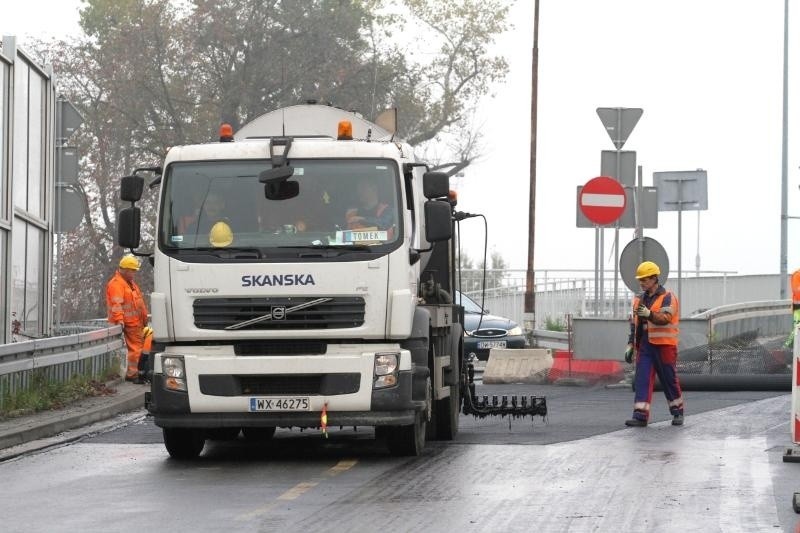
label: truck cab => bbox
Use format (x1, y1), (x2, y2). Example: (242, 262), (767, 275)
(118, 104), (464, 458)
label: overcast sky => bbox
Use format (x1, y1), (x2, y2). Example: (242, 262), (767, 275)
(3, 1), (799, 277)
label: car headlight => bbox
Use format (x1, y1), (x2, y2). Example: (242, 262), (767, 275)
(507, 326), (523, 336)
(463, 330), (474, 337)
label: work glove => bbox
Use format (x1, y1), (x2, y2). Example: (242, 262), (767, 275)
(636, 304), (651, 318)
(624, 344), (634, 364)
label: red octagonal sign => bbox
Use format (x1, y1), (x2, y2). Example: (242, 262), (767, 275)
(579, 176), (626, 225)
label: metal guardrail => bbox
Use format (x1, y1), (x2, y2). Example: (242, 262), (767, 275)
(530, 329), (569, 350)
(0, 325), (124, 408)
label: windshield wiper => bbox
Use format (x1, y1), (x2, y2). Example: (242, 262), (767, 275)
(275, 244), (373, 258)
(183, 247), (263, 259)
(277, 244), (372, 251)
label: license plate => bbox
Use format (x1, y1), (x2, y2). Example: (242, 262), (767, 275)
(478, 340), (507, 349)
(249, 397), (310, 412)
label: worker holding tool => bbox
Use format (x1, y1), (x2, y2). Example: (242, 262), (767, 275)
(784, 268), (800, 347)
(624, 261), (684, 427)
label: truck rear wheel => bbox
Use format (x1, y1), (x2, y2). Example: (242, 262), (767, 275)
(163, 428), (205, 460)
(432, 383), (460, 440)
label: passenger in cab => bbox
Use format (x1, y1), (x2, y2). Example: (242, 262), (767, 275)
(345, 179), (395, 233)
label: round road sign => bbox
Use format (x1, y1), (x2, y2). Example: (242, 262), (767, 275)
(619, 236), (670, 292)
(579, 176), (626, 225)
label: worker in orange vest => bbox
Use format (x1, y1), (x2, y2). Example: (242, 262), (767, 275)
(106, 255), (149, 382)
(786, 269), (800, 347)
(623, 261), (684, 427)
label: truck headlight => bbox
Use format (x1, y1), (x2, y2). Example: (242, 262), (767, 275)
(373, 352), (398, 389)
(162, 356), (187, 392)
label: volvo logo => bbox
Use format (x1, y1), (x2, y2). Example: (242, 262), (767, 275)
(185, 288), (219, 294)
(271, 306), (286, 320)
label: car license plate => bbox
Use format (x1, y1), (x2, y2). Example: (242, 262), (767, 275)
(478, 340), (507, 349)
(249, 397), (310, 412)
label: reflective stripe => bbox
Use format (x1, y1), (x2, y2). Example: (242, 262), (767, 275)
(634, 402), (650, 411)
(669, 398), (684, 408)
(649, 329), (679, 339)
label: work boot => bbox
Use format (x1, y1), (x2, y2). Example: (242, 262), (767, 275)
(625, 418), (647, 427)
(671, 414), (684, 426)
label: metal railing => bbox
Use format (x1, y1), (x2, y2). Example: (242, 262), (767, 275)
(0, 324), (124, 408)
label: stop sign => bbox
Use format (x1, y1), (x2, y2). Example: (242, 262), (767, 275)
(579, 176), (626, 225)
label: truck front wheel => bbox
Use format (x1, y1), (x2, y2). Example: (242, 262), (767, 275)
(385, 410), (426, 456)
(163, 428), (205, 460)
(385, 377), (429, 456)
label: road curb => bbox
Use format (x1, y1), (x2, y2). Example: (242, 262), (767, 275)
(0, 380), (146, 453)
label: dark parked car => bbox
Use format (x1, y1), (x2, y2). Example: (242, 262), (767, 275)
(457, 291), (527, 362)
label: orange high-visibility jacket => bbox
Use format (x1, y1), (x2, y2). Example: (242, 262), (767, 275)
(106, 271), (148, 327)
(632, 291), (680, 346)
(791, 269), (800, 309)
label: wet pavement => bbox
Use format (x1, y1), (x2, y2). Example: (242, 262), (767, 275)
(0, 377), (798, 531)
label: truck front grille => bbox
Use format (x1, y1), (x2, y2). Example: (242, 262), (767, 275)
(193, 296), (365, 330)
(198, 373), (361, 396)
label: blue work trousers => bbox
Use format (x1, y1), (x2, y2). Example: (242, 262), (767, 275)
(632, 341), (684, 422)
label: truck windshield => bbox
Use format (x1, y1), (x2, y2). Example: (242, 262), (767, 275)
(159, 159), (401, 255)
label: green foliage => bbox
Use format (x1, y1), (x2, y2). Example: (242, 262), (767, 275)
(29, 0), (512, 321)
(0, 361), (119, 419)
(544, 316), (566, 332)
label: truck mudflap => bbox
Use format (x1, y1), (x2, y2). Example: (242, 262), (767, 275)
(147, 370), (425, 429)
(461, 362), (548, 420)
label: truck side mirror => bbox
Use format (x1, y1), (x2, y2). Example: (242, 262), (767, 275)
(424, 200), (452, 242)
(120, 175), (145, 202)
(117, 207), (141, 248)
(422, 171), (449, 199)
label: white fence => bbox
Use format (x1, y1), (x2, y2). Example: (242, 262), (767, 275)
(458, 269), (786, 329)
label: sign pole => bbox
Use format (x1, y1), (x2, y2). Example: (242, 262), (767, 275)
(613, 147), (622, 317)
(594, 227), (600, 316)
(600, 227), (605, 316)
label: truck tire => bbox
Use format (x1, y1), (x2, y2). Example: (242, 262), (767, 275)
(163, 428), (205, 460)
(386, 377), (429, 456)
(242, 426), (276, 441)
(432, 383), (460, 440)
(386, 410), (426, 456)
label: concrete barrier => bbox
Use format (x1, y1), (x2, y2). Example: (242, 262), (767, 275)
(482, 348), (553, 384)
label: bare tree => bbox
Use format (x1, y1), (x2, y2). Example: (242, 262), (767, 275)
(33, 0), (512, 320)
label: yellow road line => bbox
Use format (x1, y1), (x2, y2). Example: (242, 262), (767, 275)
(237, 458), (358, 521)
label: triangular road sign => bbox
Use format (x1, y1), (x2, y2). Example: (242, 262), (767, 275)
(596, 107), (643, 150)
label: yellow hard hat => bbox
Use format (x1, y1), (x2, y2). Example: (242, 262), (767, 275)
(635, 261), (660, 279)
(119, 254), (140, 271)
(209, 221), (233, 247)
(142, 326), (154, 337)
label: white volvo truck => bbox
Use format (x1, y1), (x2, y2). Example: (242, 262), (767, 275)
(118, 104), (469, 458)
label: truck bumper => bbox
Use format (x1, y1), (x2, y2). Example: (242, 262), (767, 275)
(148, 369), (425, 429)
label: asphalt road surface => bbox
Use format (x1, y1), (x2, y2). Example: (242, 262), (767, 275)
(0, 383), (797, 532)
